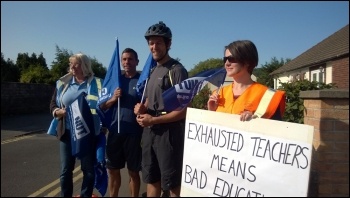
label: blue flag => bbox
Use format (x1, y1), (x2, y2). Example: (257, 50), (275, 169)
(136, 52), (156, 102)
(96, 39), (121, 128)
(67, 93), (108, 196)
(162, 68), (227, 112)
(66, 92), (94, 159)
(94, 132), (108, 197)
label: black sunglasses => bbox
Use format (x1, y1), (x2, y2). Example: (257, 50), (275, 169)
(223, 56), (237, 63)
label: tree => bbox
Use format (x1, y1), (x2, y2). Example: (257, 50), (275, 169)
(37, 52), (48, 69)
(16, 52), (31, 74)
(188, 58), (223, 77)
(20, 64), (51, 84)
(3, 45), (106, 85)
(256, 57), (290, 88)
(1, 52), (20, 82)
(15, 52), (47, 72)
(49, 45), (106, 84)
(50, 45), (72, 82)
(16, 52), (51, 84)
(91, 57), (106, 79)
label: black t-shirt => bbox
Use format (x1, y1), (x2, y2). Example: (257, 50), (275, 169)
(109, 73), (143, 134)
(145, 59), (188, 112)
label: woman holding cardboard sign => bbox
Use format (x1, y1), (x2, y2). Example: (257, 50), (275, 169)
(207, 40), (286, 121)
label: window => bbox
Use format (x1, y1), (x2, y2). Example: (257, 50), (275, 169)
(310, 66), (325, 83)
(319, 72), (324, 83)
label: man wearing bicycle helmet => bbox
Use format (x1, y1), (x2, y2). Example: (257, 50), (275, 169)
(134, 21), (188, 197)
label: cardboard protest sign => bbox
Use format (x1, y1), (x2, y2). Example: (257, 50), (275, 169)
(181, 108), (314, 197)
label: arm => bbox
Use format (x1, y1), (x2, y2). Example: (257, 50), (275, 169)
(49, 88), (66, 119)
(50, 89), (61, 118)
(134, 98), (148, 115)
(136, 107), (187, 128)
(99, 88), (121, 111)
(150, 107), (187, 125)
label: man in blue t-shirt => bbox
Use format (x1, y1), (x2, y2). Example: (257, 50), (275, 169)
(99, 48), (143, 197)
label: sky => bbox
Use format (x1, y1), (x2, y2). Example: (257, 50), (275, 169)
(1, 1), (349, 72)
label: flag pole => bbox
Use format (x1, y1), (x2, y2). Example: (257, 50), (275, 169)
(141, 78), (148, 104)
(216, 83), (223, 104)
(217, 83), (223, 96)
(116, 37), (120, 134)
(118, 89), (120, 133)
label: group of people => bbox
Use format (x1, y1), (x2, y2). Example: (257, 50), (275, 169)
(49, 21), (286, 197)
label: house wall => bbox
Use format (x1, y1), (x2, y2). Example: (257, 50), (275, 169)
(331, 57), (349, 89)
(274, 68), (309, 89)
(325, 63), (332, 84)
(273, 56), (349, 89)
(300, 89), (349, 197)
(275, 76), (289, 89)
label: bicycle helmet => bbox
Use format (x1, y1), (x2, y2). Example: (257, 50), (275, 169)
(144, 21), (172, 40)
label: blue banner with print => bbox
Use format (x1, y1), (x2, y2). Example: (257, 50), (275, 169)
(66, 92), (94, 159)
(162, 68), (227, 112)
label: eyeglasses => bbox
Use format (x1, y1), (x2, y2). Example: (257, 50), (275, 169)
(69, 62), (80, 67)
(223, 56), (237, 64)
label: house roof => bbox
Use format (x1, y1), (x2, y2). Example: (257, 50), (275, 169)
(270, 24), (349, 75)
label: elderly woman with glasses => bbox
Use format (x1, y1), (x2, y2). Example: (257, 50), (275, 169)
(49, 53), (103, 197)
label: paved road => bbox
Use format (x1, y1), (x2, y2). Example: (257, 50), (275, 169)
(1, 113), (146, 197)
(1, 113), (52, 140)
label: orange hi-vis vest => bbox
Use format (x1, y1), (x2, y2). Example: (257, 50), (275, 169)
(215, 82), (286, 119)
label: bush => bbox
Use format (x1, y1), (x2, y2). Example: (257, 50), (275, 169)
(191, 86), (211, 110)
(278, 80), (337, 123)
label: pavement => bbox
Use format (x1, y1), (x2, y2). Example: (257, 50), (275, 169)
(1, 113), (148, 197)
(1, 113), (52, 140)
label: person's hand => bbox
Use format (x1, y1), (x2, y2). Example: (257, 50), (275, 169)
(134, 103), (146, 115)
(136, 114), (153, 127)
(239, 110), (257, 122)
(207, 93), (219, 111)
(55, 108), (66, 119)
(112, 88), (121, 100)
(99, 88), (121, 110)
(100, 127), (108, 134)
